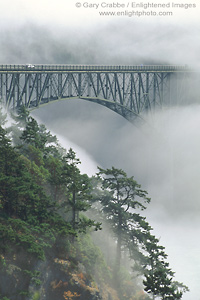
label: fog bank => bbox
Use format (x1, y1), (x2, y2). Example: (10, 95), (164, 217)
(33, 100), (200, 299)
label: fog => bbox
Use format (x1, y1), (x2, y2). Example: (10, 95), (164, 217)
(1, 0), (200, 298)
(32, 100), (200, 300)
(0, 20), (200, 68)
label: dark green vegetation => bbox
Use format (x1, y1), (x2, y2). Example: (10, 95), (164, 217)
(0, 107), (189, 300)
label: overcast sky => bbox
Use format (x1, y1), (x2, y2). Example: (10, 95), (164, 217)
(0, 0), (200, 67)
(1, 0), (200, 299)
(1, 0), (200, 27)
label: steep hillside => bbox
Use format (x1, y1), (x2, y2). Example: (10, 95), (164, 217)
(0, 108), (188, 300)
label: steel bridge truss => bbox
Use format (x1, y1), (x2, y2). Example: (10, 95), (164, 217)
(0, 65), (191, 122)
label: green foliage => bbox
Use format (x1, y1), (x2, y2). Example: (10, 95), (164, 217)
(0, 217), (52, 260)
(45, 155), (67, 202)
(13, 105), (30, 127)
(77, 215), (101, 233)
(64, 148), (101, 232)
(75, 232), (111, 282)
(142, 233), (189, 299)
(20, 116), (57, 152)
(0, 126), (76, 260)
(23, 269), (40, 277)
(32, 291), (40, 300)
(96, 167), (150, 271)
(0, 126), (50, 221)
(0, 111), (189, 300)
(7, 106), (30, 146)
(0, 106), (7, 126)
(19, 291), (30, 296)
(94, 167), (189, 299)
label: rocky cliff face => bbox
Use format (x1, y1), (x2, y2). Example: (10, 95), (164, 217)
(30, 258), (102, 300)
(0, 254), (119, 300)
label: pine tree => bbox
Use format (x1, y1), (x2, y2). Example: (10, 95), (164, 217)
(0, 106), (7, 126)
(96, 167), (150, 280)
(64, 148), (101, 233)
(0, 125), (51, 220)
(143, 233), (189, 299)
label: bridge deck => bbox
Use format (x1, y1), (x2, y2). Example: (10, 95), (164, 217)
(0, 64), (191, 73)
(0, 64), (197, 123)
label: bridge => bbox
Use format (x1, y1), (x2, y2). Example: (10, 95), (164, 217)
(0, 64), (196, 122)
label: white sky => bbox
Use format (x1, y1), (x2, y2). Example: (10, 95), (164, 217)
(1, 0), (200, 30)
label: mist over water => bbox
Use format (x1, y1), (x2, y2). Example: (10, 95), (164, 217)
(32, 99), (200, 300)
(1, 2), (200, 297)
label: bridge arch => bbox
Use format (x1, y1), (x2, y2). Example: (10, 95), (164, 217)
(0, 64), (193, 122)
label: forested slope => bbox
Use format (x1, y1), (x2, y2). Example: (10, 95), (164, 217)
(0, 107), (188, 300)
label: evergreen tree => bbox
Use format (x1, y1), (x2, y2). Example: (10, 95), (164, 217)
(96, 167), (150, 277)
(0, 106), (7, 126)
(20, 116), (57, 152)
(0, 124), (75, 261)
(0, 125), (18, 216)
(64, 148), (101, 233)
(143, 233), (189, 300)
(0, 108), (189, 300)
(0, 125), (50, 221)
(7, 105), (30, 146)
(45, 155), (67, 203)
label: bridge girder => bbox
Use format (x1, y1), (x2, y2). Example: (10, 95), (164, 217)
(0, 65), (193, 122)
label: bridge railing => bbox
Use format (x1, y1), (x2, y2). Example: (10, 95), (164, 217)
(0, 64), (190, 72)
